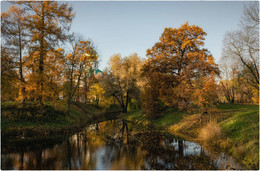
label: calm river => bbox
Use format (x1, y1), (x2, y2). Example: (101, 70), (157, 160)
(1, 119), (243, 170)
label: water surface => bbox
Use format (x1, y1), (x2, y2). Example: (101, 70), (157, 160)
(1, 119), (243, 170)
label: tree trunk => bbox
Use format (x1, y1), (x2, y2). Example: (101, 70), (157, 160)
(39, 57), (44, 105)
(121, 119), (128, 134)
(113, 95), (125, 113)
(125, 90), (129, 114)
(39, 3), (45, 105)
(67, 63), (83, 114)
(18, 28), (26, 102)
(67, 98), (71, 115)
(96, 98), (99, 108)
(67, 54), (75, 115)
(84, 73), (88, 103)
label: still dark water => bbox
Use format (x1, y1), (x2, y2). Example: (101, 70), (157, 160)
(2, 119), (243, 170)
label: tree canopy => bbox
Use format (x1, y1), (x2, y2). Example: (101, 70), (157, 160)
(100, 53), (143, 113)
(142, 23), (219, 114)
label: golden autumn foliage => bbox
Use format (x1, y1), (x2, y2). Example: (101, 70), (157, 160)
(192, 73), (218, 112)
(142, 23), (219, 114)
(140, 72), (163, 119)
(1, 1), (75, 105)
(1, 47), (20, 101)
(1, 5), (28, 102)
(88, 83), (105, 107)
(65, 38), (98, 114)
(1, 1), (258, 120)
(252, 89), (259, 103)
(100, 53), (143, 113)
(20, 1), (74, 104)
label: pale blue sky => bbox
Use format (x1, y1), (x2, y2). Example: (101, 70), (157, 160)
(1, 1), (252, 70)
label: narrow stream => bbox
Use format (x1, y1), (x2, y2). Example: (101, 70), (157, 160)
(1, 119), (243, 170)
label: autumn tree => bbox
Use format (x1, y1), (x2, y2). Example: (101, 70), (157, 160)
(1, 6), (29, 102)
(19, 1), (74, 105)
(235, 75), (254, 103)
(82, 51), (99, 104)
(65, 34), (82, 111)
(192, 73), (218, 112)
(88, 83), (105, 108)
(65, 36), (98, 114)
(218, 53), (239, 103)
(100, 53), (143, 114)
(140, 72), (163, 118)
(221, 2), (259, 103)
(142, 22), (219, 113)
(220, 80), (235, 103)
(45, 48), (66, 100)
(222, 29), (259, 90)
(1, 46), (20, 101)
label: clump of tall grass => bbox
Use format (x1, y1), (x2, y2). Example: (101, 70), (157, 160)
(198, 121), (221, 142)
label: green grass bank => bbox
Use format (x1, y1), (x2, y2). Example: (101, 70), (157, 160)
(125, 104), (259, 169)
(1, 101), (122, 139)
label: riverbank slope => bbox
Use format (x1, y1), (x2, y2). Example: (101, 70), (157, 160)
(1, 101), (122, 139)
(124, 104), (259, 169)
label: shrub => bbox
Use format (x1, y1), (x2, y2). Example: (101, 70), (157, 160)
(198, 121), (221, 142)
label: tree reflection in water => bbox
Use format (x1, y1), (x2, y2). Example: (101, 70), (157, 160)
(1, 119), (243, 170)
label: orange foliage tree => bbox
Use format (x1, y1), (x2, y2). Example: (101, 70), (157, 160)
(19, 1), (74, 105)
(1, 47), (20, 101)
(142, 23), (219, 114)
(1, 6), (29, 102)
(65, 38), (98, 114)
(192, 73), (218, 112)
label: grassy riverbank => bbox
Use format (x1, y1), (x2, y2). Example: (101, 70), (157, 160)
(1, 101), (122, 139)
(125, 104), (259, 169)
